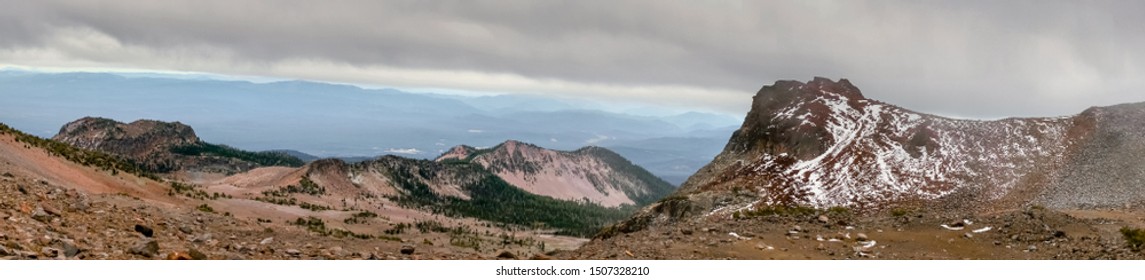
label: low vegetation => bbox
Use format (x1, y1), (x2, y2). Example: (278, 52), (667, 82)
(196, 204), (215, 213)
(343, 211), (378, 225)
(167, 181), (233, 200)
(255, 176), (330, 209)
(298, 201), (332, 211)
(290, 216), (372, 239)
(383, 223), (410, 235)
(260, 176), (326, 197)
(170, 142), (305, 167)
(1122, 227), (1145, 251)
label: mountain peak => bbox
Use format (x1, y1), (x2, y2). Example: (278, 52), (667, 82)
(496, 139), (541, 151)
(435, 139), (674, 207)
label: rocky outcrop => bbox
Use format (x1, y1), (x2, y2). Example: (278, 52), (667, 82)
(53, 117), (200, 159)
(52, 117), (302, 174)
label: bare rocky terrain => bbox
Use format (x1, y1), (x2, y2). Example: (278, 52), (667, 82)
(0, 162), (583, 260)
(1, 124), (583, 260)
(561, 206), (1145, 260)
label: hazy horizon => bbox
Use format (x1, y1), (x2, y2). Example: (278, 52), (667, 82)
(5, 1), (1145, 119)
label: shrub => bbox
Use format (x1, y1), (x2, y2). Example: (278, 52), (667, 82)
(299, 202), (332, 211)
(384, 223), (409, 235)
(1121, 227), (1145, 251)
(196, 204), (214, 213)
(344, 211), (379, 224)
(890, 208), (910, 217)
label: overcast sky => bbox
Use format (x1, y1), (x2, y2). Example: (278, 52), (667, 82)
(2, 0), (1143, 118)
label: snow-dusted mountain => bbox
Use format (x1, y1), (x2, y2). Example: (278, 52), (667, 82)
(681, 77), (1079, 209)
(605, 77), (1145, 234)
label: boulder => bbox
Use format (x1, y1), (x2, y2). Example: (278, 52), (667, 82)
(134, 225), (154, 238)
(129, 239), (159, 258)
(399, 245), (415, 255)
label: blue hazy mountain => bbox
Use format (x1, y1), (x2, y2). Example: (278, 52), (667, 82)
(0, 70), (741, 185)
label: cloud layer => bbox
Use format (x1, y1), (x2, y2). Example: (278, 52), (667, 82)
(2, 0), (1144, 118)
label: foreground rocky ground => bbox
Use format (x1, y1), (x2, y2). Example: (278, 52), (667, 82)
(0, 171), (567, 260)
(559, 205), (1145, 260)
(5, 164), (1144, 260)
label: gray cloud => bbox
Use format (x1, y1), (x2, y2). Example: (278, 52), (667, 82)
(1, 0), (1144, 118)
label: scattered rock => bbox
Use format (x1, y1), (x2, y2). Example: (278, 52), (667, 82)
(134, 225), (154, 238)
(192, 234), (212, 243)
(54, 239), (80, 257)
(31, 206), (52, 223)
(1027, 245), (1038, 252)
(40, 203), (62, 216)
(400, 245), (415, 255)
(188, 248), (208, 260)
(856, 233), (869, 241)
(129, 239), (159, 258)
(793, 225), (803, 232)
(329, 246), (349, 258)
(286, 249), (302, 256)
(680, 229), (693, 235)
(68, 196), (91, 212)
(260, 237), (274, 245)
(178, 225), (194, 234)
(818, 215), (830, 223)
(530, 254), (553, 260)
(963, 233), (974, 239)
(496, 251), (517, 259)
(40, 247), (59, 258)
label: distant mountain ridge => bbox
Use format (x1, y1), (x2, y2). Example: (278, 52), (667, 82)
(0, 70), (738, 185)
